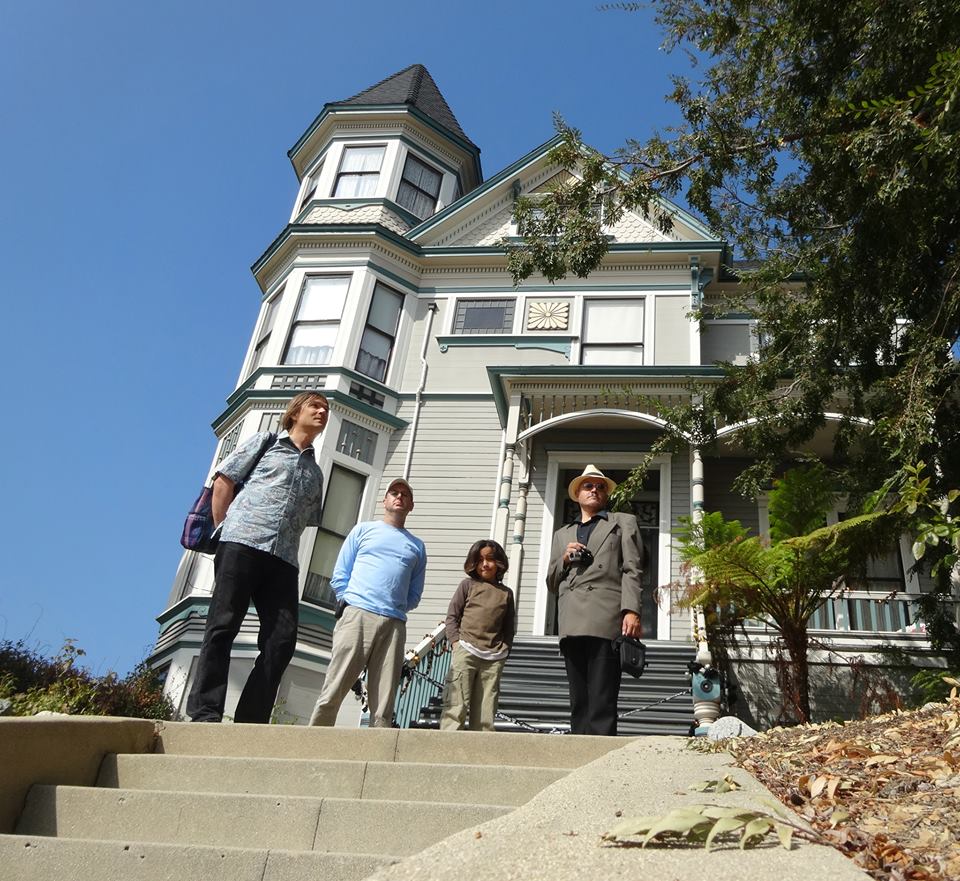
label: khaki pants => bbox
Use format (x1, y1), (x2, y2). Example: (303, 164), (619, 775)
(440, 644), (506, 732)
(309, 605), (406, 728)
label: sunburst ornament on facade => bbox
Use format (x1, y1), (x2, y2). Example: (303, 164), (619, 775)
(527, 301), (570, 330)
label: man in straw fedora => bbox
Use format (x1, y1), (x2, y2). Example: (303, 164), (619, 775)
(546, 465), (644, 735)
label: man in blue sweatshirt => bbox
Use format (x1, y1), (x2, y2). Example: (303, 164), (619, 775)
(308, 478), (427, 727)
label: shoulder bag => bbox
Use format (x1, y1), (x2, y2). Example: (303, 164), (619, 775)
(180, 432), (277, 554)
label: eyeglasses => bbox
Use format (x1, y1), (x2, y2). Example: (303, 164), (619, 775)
(580, 481), (607, 492)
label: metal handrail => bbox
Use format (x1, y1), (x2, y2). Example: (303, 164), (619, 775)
(393, 623), (450, 728)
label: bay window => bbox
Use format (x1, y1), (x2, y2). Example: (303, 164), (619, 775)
(283, 276), (349, 366)
(356, 282), (403, 382)
(333, 145), (385, 198)
(303, 466), (366, 606)
(396, 153), (442, 218)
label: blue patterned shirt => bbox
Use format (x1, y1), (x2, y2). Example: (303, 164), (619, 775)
(217, 430), (324, 568)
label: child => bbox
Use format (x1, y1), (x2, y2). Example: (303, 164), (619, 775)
(440, 539), (516, 731)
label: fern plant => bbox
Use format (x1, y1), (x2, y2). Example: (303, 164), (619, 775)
(676, 464), (901, 723)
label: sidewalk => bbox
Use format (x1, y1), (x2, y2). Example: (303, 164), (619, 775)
(367, 735), (872, 881)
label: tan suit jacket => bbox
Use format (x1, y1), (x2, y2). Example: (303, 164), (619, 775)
(546, 512), (645, 641)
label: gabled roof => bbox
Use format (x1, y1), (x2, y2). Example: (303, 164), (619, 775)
(339, 64), (475, 148)
(408, 135), (720, 245)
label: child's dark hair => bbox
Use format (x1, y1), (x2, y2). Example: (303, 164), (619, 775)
(463, 539), (509, 580)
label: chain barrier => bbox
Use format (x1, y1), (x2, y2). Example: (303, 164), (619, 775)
(617, 689), (691, 720)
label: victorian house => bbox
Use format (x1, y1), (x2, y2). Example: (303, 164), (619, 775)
(151, 65), (931, 727)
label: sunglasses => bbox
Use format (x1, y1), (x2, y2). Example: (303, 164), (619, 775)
(580, 481), (608, 492)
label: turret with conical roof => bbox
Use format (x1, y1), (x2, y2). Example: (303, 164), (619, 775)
(286, 64), (481, 233)
(339, 64), (476, 149)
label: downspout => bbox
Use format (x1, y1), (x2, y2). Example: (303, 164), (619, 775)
(402, 302), (439, 481)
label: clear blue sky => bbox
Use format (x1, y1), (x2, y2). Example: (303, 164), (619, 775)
(0, 0), (691, 675)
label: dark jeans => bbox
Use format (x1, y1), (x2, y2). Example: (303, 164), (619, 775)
(560, 635), (622, 736)
(186, 541), (299, 724)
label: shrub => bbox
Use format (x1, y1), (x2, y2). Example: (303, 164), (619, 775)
(910, 668), (960, 705)
(0, 639), (174, 720)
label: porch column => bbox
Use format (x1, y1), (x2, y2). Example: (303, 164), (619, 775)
(691, 446), (705, 525)
(494, 394), (522, 546)
(690, 445), (721, 733)
(690, 446), (711, 663)
(508, 477), (530, 603)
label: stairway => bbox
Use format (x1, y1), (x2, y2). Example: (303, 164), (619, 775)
(414, 636), (695, 736)
(2, 722), (626, 881)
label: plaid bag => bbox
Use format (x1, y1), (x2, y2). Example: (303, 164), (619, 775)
(180, 432), (277, 554)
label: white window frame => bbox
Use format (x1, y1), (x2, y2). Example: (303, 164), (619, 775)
(248, 287), (284, 376)
(297, 159), (325, 212)
(302, 464), (368, 607)
(333, 144), (386, 199)
(282, 275), (351, 367)
(395, 151), (443, 219)
(355, 281), (404, 383)
(578, 296), (647, 365)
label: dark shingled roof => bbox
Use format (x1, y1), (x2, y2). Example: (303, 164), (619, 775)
(339, 64), (475, 147)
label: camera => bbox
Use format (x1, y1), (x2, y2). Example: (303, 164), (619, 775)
(569, 547), (594, 565)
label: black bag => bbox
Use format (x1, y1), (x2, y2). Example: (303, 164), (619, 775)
(613, 635), (647, 678)
(180, 432), (277, 554)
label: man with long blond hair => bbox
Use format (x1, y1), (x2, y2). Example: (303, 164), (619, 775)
(187, 391), (328, 723)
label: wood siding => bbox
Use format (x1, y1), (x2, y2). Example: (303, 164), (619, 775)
(703, 458), (762, 534)
(381, 398), (504, 646)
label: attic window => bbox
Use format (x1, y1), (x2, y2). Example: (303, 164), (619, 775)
(396, 154), (442, 218)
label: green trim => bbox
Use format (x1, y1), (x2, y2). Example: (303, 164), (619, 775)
(150, 639), (333, 668)
(489, 364), (724, 378)
(156, 595), (211, 631)
(516, 339), (571, 357)
(365, 261), (420, 294)
(155, 595), (334, 639)
(220, 366), (400, 429)
(252, 223), (421, 276)
(288, 103), (482, 182)
(422, 241), (725, 257)
(486, 364), (724, 425)
(334, 365), (399, 399)
(294, 197), (423, 229)
(298, 604), (337, 628)
(420, 283), (687, 294)
(252, 222), (725, 280)
(396, 392), (495, 401)
(257, 261), (419, 300)
(212, 387), (408, 434)
(436, 335), (572, 357)
(543, 442), (658, 452)
(407, 134), (563, 239)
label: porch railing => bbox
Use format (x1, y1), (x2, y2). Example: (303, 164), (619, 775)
(394, 623), (450, 728)
(740, 591), (955, 636)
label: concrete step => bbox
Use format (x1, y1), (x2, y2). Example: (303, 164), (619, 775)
(153, 721), (628, 767)
(0, 833), (394, 881)
(98, 754), (567, 806)
(16, 785), (510, 857)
